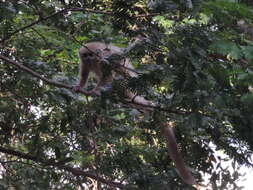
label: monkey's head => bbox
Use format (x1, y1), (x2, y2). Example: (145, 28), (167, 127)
(79, 47), (100, 67)
(79, 42), (115, 69)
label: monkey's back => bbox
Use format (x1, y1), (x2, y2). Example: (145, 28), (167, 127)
(82, 42), (122, 54)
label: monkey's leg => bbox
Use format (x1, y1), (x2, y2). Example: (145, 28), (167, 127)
(88, 76), (114, 96)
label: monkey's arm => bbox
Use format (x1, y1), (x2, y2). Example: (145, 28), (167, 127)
(73, 67), (89, 91)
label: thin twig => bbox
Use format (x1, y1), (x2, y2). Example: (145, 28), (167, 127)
(69, 8), (113, 15)
(0, 146), (125, 189)
(0, 8), (68, 43)
(0, 6), (159, 44)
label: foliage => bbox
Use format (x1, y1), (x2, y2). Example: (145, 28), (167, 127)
(0, 0), (253, 189)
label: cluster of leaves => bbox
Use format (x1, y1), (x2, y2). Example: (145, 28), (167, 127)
(0, 0), (253, 189)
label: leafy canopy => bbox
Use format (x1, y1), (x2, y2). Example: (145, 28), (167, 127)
(0, 0), (253, 189)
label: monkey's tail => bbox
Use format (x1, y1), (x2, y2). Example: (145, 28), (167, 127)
(163, 124), (196, 185)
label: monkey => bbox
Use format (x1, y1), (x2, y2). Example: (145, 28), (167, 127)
(73, 42), (152, 106)
(73, 42), (131, 94)
(73, 42), (196, 186)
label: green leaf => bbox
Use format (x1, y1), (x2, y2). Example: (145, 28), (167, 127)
(240, 93), (253, 106)
(242, 45), (253, 61)
(210, 40), (243, 60)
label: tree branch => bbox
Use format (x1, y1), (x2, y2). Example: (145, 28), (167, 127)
(0, 8), (68, 44)
(0, 7), (157, 44)
(69, 8), (113, 15)
(59, 165), (124, 188)
(0, 55), (89, 96)
(0, 54), (199, 115)
(0, 146), (125, 189)
(0, 7), (111, 44)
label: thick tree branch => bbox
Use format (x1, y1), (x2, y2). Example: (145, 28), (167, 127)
(0, 146), (125, 189)
(0, 146), (39, 162)
(0, 36), (200, 116)
(59, 165), (124, 188)
(0, 54), (198, 115)
(0, 55), (89, 96)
